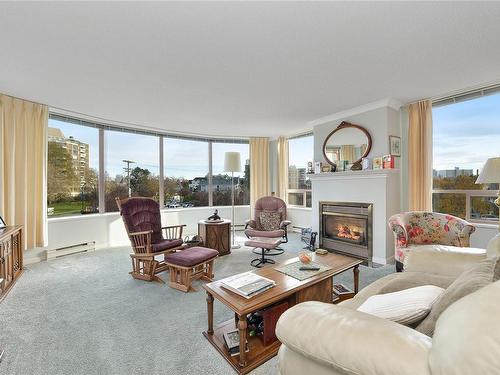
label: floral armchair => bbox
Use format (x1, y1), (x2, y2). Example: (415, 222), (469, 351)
(388, 212), (476, 272)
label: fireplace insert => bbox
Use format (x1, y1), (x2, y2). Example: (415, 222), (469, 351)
(319, 201), (373, 264)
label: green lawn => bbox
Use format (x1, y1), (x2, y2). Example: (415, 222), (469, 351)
(48, 201), (83, 216)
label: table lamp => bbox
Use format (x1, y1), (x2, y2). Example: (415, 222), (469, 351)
(224, 152), (241, 249)
(476, 156), (500, 256)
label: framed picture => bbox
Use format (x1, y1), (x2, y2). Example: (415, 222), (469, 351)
(0, 216), (6, 230)
(389, 135), (401, 157)
(373, 157), (383, 170)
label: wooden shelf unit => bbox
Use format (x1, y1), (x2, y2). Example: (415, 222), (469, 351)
(0, 226), (23, 302)
(203, 319), (282, 375)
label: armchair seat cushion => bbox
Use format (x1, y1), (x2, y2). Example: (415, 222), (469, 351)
(151, 238), (183, 253)
(165, 246), (218, 267)
(244, 228), (285, 239)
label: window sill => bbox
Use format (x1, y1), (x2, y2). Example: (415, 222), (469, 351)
(287, 206), (312, 210)
(47, 205), (251, 223)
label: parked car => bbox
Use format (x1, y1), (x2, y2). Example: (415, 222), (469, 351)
(166, 202), (180, 208)
(182, 202), (194, 208)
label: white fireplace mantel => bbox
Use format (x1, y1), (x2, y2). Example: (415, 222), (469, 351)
(308, 169), (400, 181)
(310, 168), (400, 265)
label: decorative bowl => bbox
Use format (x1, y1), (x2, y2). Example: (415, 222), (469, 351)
(298, 251), (313, 264)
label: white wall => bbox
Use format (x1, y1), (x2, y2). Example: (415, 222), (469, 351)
(287, 207), (312, 230)
(313, 106), (401, 169)
(26, 206), (250, 264)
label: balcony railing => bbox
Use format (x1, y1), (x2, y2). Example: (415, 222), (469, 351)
(432, 189), (499, 224)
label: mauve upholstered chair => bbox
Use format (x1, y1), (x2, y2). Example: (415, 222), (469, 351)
(116, 197), (186, 283)
(244, 196), (291, 253)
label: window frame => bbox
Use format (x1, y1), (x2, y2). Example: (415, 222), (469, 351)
(287, 133), (313, 208)
(47, 112), (250, 217)
(431, 87), (500, 225)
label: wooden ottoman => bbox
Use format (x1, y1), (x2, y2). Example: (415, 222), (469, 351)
(164, 247), (218, 292)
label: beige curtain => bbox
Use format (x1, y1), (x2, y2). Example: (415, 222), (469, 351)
(408, 100), (433, 211)
(0, 94), (48, 249)
(250, 137), (270, 209)
(276, 136), (288, 202)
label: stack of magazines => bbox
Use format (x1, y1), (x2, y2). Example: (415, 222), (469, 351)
(220, 272), (276, 299)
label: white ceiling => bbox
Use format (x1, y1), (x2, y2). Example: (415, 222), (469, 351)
(1, 2), (500, 138)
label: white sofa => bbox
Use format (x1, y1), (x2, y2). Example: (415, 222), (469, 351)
(276, 249), (500, 375)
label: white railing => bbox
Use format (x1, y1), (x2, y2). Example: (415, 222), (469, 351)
(432, 189), (499, 224)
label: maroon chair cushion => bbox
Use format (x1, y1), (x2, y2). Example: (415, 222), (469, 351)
(119, 197), (163, 244)
(165, 247), (218, 267)
(151, 239), (183, 253)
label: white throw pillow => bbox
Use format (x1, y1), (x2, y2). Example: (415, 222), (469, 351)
(357, 285), (445, 325)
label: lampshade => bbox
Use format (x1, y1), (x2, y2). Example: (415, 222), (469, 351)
(476, 157), (500, 184)
(224, 152), (241, 173)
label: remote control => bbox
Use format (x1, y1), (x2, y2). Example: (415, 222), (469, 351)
(299, 266), (320, 271)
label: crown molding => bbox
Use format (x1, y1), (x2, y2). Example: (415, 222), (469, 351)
(308, 98), (403, 127)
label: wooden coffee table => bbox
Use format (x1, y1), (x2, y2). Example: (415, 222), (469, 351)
(202, 252), (363, 374)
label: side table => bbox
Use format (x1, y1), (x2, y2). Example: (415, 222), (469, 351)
(198, 219), (231, 256)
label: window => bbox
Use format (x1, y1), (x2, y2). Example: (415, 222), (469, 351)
(47, 119), (99, 217)
(212, 142), (250, 206)
(47, 114), (251, 216)
(432, 91), (500, 223)
(105, 130), (160, 212)
(164, 137), (209, 207)
(288, 135), (313, 207)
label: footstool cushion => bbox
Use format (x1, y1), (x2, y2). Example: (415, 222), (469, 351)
(165, 246), (218, 267)
(245, 237), (282, 249)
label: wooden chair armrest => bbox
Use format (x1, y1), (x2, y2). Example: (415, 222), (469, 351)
(128, 230), (152, 254)
(162, 225), (186, 240)
(129, 230), (154, 237)
(161, 225), (187, 230)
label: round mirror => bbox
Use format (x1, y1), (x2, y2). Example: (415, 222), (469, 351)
(322, 121), (372, 169)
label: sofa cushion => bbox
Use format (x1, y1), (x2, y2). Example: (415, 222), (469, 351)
(276, 301), (432, 375)
(357, 285), (444, 326)
(429, 280), (500, 375)
(403, 245), (486, 278)
(379, 272), (455, 294)
(415, 257), (498, 337)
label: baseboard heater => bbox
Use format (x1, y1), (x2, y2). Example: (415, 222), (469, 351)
(46, 242), (96, 260)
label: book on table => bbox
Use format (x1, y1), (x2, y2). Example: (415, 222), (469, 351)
(223, 329), (250, 356)
(220, 271), (276, 299)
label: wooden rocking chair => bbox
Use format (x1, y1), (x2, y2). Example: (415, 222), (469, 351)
(116, 197), (186, 283)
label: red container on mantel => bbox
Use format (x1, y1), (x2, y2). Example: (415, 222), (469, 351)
(383, 155), (395, 169)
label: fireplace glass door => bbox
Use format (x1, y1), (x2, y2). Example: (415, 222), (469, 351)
(323, 214), (368, 246)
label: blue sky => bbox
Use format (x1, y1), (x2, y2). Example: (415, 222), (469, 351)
(432, 92), (500, 172)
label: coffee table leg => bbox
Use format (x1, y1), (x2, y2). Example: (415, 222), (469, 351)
(237, 314), (248, 367)
(353, 265), (360, 294)
(206, 292), (214, 334)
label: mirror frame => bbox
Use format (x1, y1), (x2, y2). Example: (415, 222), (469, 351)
(322, 121), (372, 168)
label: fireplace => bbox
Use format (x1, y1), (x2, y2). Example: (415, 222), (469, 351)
(319, 201), (373, 264)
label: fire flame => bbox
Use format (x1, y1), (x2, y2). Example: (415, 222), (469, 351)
(337, 224), (361, 241)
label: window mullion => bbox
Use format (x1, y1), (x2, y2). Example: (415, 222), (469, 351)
(208, 141), (213, 206)
(98, 128), (105, 213)
(159, 136), (164, 208)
